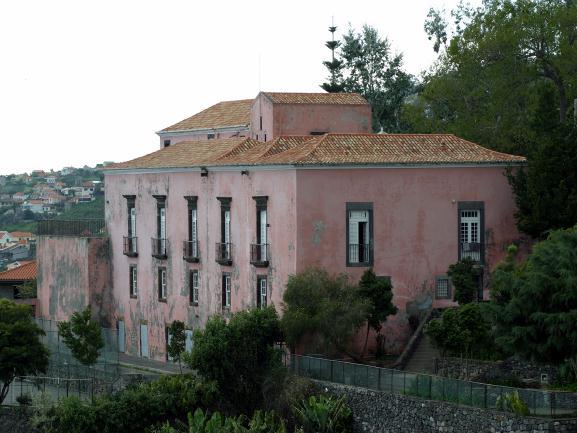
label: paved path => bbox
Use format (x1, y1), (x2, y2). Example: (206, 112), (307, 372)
(118, 353), (192, 375)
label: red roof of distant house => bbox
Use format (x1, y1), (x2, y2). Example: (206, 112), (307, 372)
(0, 261), (37, 281)
(10, 231), (34, 238)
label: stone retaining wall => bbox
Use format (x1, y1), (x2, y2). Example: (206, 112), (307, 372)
(435, 357), (559, 385)
(320, 381), (577, 433)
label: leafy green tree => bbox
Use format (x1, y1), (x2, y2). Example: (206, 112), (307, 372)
(184, 306), (282, 414)
(281, 268), (369, 359)
(321, 25), (415, 132)
(447, 258), (481, 304)
(490, 226), (577, 364)
(425, 303), (495, 359)
(167, 320), (186, 372)
(58, 306), (104, 366)
(0, 299), (49, 404)
(16, 278), (37, 299)
(358, 269), (397, 358)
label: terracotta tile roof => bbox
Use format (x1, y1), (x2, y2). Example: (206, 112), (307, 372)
(107, 134), (525, 170)
(0, 261), (37, 281)
(161, 99), (252, 132)
(107, 138), (255, 170)
(262, 92), (368, 105)
(10, 231), (34, 238)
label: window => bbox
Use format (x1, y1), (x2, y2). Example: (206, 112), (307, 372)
(165, 326), (172, 361)
(251, 196), (268, 265)
(458, 202), (484, 264)
(163, 139), (171, 148)
(129, 265), (138, 298)
(153, 195), (167, 258)
(264, 134), (267, 141)
(123, 195), (137, 256)
(259, 116), (263, 130)
(185, 329), (193, 353)
(435, 276), (451, 299)
(346, 203), (373, 266)
(207, 133), (215, 139)
(310, 131), (327, 136)
(158, 267), (167, 301)
(216, 197), (232, 264)
(184, 196), (199, 262)
(190, 270), (199, 305)
(222, 273), (231, 308)
(257, 275), (267, 308)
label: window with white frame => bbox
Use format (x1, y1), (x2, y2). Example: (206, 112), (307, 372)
(257, 276), (267, 308)
(185, 329), (193, 353)
(435, 276), (451, 299)
(458, 202), (484, 263)
(347, 203), (373, 266)
(129, 265), (137, 298)
(158, 267), (167, 300)
(185, 196), (199, 261)
(222, 273), (231, 308)
(190, 270), (199, 305)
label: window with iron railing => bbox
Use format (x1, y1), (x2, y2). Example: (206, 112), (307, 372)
(152, 237), (169, 259)
(458, 203), (485, 264)
(216, 197), (232, 265)
(347, 203), (373, 266)
(250, 243), (269, 266)
(152, 195), (168, 259)
(252, 196), (269, 267)
(123, 236), (138, 257)
(184, 196), (199, 262)
(215, 242), (232, 265)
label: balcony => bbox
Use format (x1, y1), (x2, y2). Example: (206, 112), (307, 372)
(183, 240), (200, 263)
(348, 243), (371, 266)
(123, 236), (138, 257)
(215, 242), (232, 266)
(151, 238), (168, 259)
(250, 243), (269, 267)
(460, 242), (482, 264)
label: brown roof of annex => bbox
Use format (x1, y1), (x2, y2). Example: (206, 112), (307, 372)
(261, 92), (369, 105)
(107, 133), (526, 170)
(0, 261), (37, 281)
(161, 99), (252, 132)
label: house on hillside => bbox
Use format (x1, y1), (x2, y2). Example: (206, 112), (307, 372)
(37, 91), (526, 362)
(0, 231), (14, 247)
(0, 261), (38, 313)
(23, 199), (45, 214)
(12, 192), (28, 202)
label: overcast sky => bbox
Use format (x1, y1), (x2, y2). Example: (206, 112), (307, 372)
(0, 0), (476, 175)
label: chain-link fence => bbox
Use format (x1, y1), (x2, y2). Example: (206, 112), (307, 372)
(35, 317), (120, 383)
(286, 354), (577, 418)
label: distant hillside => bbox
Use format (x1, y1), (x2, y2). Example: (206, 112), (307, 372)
(55, 197), (104, 220)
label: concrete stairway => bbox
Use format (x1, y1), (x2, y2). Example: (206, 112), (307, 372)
(403, 334), (440, 374)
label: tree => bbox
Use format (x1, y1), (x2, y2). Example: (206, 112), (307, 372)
(16, 278), (37, 299)
(280, 268), (369, 358)
(320, 25), (416, 132)
(406, 0), (577, 155)
(447, 258), (481, 304)
(490, 226), (577, 364)
(58, 306), (104, 366)
(425, 303), (495, 359)
(357, 269), (397, 358)
(184, 306), (282, 414)
(167, 320), (186, 373)
(0, 299), (49, 404)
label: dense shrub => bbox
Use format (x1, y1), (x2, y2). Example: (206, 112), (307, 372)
(425, 303), (497, 359)
(183, 306), (283, 414)
(293, 395), (352, 433)
(447, 258), (482, 304)
(33, 375), (217, 433)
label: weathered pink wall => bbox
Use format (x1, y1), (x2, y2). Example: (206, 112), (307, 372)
(37, 236), (111, 323)
(250, 93), (372, 141)
(295, 166), (521, 354)
(105, 169), (298, 360)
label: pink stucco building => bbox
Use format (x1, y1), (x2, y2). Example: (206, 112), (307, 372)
(37, 92), (526, 361)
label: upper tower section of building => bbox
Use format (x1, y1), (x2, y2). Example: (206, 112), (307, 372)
(156, 92), (372, 148)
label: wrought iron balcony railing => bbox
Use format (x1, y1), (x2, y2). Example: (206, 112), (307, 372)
(348, 243), (371, 265)
(215, 242), (232, 266)
(183, 240), (200, 262)
(151, 237), (168, 259)
(123, 236), (138, 257)
(460, 242), (482, 263)
(250, 243), (269, 267)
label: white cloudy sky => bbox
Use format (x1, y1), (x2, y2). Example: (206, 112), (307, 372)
(0, 0), (475, 175)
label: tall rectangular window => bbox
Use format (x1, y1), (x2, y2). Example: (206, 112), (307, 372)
(190, 270), (199, 305)
(158, 267), (167, 301)
(123, 195), (137, 256)
(346, 203), (373, 266)
(153, 195), (167, 258)
(129, 265), (138, 298)
(435, 276), (451, 299)
(252, 196), (268, 265)
(216, 197), (232, 264)
(222, 273), (231, 308)
(184, 196), (199, 261)
(458, 202), (484, 264)
(257, 275), (267, 308)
